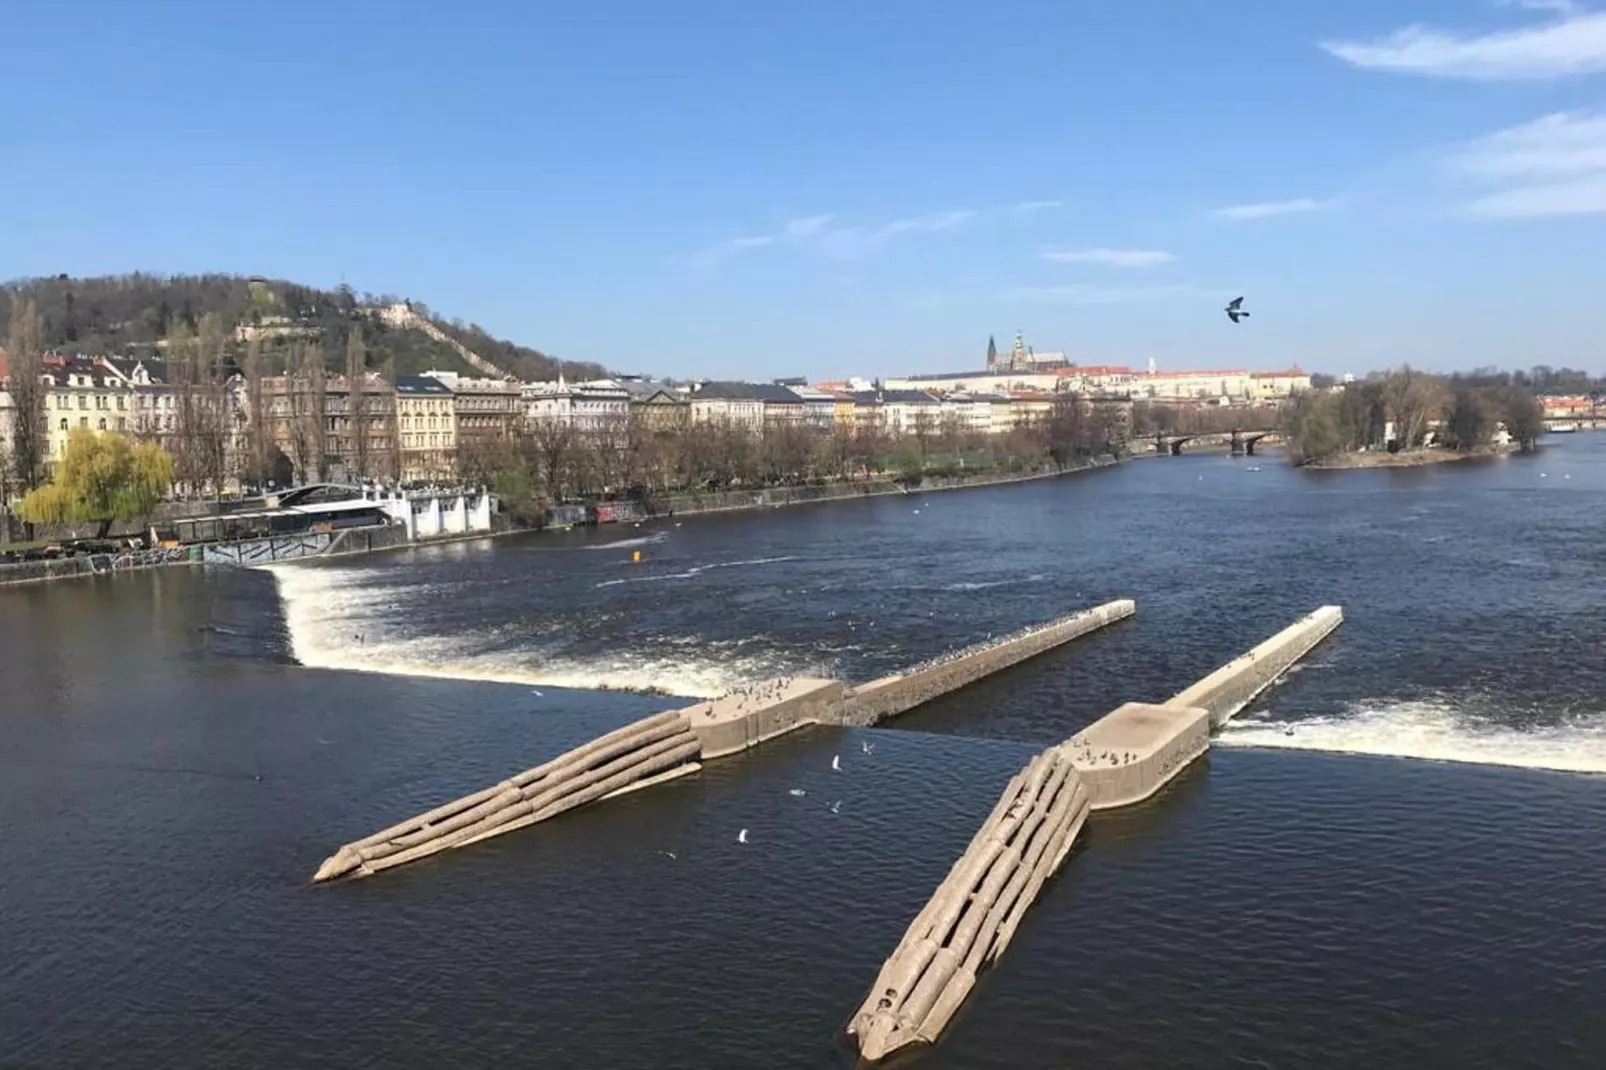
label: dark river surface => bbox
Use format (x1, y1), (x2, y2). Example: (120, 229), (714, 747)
(3, 438), (1604, 1068)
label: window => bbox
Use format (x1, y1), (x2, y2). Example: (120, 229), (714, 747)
(55, 395), (66, 409)
(164, 415), (173, 430)
(78, 395), (88, 409)
(98, 418), (107, 430)
(117, 396), (126, 410)
(59, 418), (68, 431)
(118, 418), (127, 431)
(79, 417), (89, 428)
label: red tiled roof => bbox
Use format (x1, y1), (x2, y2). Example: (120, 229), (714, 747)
(1133, 368), (1249, 378)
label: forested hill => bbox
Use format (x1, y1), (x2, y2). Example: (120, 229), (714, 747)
(0, 273), (607, 381)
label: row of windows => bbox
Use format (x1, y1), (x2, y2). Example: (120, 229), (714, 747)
(402, 433), (453, 448)
(58, 416), (130, 432)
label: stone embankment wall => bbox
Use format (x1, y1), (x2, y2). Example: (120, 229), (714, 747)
(1167, 605), (1343, 727)
(837, 600), (1135, 727)
(655, 457), (1118, 518)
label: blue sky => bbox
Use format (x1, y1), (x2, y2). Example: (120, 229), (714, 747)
(5, 0), (1606, 379)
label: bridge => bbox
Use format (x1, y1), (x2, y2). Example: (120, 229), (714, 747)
(1151, 429), (1280, 456)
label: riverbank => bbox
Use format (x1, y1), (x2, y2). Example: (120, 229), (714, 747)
(651, 455), (1119, 518)
(1303, 445), (1514, 470)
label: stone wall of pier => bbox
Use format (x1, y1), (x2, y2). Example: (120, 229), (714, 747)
(1167, 605), (1343, 727)
(835, 599), (1136, 728)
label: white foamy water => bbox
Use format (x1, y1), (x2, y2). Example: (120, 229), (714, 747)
(593, 556), (799, 589)
(264, 562), (792, 698)
(1219, 700), (1606, 775)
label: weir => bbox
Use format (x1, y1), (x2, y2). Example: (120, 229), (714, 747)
(845, 606), (1344, 1062)
(310, 599), (1133, 882)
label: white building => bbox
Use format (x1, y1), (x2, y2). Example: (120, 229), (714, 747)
(688, 382), (767, 432)
(789, 385), (838, 430)
(522, 376), (632, 435)
(1131, 368), (1251, 403)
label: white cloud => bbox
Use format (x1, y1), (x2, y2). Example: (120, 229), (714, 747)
(1010, 200), (1063, 214)
(686, 208), (977, 269)
(1211, 197), (1340, 221)
(1454, 110), (1606, 178)
(1507, 1), (1584, 17)
(1005, 283), (1197, 304)
(1040, 247), (1176, 268)
(1467, 176), (1606, 217)
(1321, 9), (1606, 80)
(1453, 110), (1606, 218)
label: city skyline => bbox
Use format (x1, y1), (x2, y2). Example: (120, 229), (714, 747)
(5, 1), (1606, 380)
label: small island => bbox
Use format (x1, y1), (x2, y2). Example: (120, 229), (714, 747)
(1281, 367), (1546, 469)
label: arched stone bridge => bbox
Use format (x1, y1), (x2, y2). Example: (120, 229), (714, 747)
(1152, 429), (1280, 456)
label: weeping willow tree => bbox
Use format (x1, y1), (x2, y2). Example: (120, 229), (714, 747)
(18, 429), (174, 538)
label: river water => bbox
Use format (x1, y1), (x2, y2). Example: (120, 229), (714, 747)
(3, 440), (1604, 1068)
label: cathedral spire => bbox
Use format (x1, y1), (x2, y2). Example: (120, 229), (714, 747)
(986, 334), (998, 371)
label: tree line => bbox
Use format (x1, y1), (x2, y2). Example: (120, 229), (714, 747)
(1281, 366), (1546, 466)
(0, 273), (603, 384)
(459, 395), (1128, 525)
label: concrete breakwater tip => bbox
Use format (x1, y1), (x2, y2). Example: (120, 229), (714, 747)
(847, 746), (1091, 1061)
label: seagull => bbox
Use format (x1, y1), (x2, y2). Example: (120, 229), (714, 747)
(788, 788), (807, 797)
(660, 850), (678, 860)
(737, 828), (749, 844)
(829, 800), (842, 814)
(831, 754), (842, 772)
(861, 740), (875, 756)
(1224, 296), (1251, 324)
(530, 689), (544, 697)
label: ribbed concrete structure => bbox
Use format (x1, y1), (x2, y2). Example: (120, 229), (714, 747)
(312, 601), (1132, 882)
(846, 606), (1346, 1061)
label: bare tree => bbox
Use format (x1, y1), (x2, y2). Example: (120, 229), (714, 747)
(346, 324), (368, 480)
(299, 342), (327, 482)
(6, 297), (47, 493)
(240, 335), (268, 487)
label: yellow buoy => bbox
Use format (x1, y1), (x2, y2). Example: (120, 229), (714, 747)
(632, 550), (642, 564)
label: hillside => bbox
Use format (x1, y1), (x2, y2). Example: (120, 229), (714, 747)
(0, 273), (607, 382)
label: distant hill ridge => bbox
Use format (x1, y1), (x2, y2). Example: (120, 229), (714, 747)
(0, 272), (607, 382)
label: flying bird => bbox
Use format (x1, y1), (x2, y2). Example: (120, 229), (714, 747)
(1224, 296), (1250, 324)
(737, 828), (749, 844)
(829, 800), (842, 814)
(831, 754), (842, 772)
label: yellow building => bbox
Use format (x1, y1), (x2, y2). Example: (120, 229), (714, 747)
(41, 356), (135, 464)
(1249, 369), (1312, 401)
(395, 375), (458, 482)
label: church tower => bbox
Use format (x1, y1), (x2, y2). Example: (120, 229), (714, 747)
(986, 335), (998, 371)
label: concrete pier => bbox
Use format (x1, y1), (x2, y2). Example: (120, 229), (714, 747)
(1065, 703), (1211, 809)
(1168, 605), (1343, 727)
(311, 601), (1132, 881)
(685, 677), (845, 759)
(845, 606), (1344, 1061)
(837, 600), (1135, 727)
